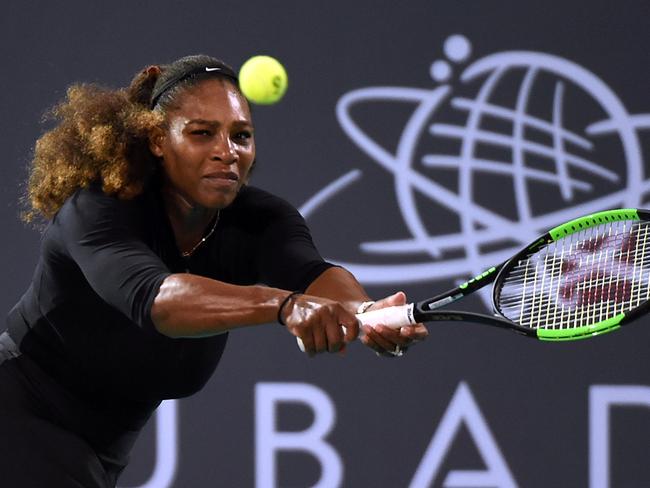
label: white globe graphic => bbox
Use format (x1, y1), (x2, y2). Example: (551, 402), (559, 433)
(406, 53), (643, 258)
(304, 41), (650, 288)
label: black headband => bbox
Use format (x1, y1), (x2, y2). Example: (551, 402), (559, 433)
(150, 65), (238, 109)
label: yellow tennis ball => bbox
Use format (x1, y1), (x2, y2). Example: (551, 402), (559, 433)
(239, 55), (288, 105)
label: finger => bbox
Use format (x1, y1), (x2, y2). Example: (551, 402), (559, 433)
(360, 326), (384, 353)
(325, 322), (345, 353)
(363, 333), (404, 358)
(342, 317), (359, 343)
(390, 291), (407, 305)
(298, 331), (316, 356)
(399, 324), (428, 341)
(374, 325), (412, 346)
(365, 325), (399, 351)
(371, 291), (407, 309)
(312, 324), (329, 354)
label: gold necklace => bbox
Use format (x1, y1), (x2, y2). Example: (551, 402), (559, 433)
(181, 211), (220, 258)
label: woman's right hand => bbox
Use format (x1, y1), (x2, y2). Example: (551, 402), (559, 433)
(280, 294), (360, 355)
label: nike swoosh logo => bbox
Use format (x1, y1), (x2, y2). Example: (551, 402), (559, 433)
(205, 67), (221, 72)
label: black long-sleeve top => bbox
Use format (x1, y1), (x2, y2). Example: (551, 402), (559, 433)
(6, 182), (332, 429)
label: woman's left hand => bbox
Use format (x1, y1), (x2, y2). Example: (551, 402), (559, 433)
(359, 291), (428, 357)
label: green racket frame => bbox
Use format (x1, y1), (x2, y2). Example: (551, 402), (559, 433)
(411, 208), (650, 341)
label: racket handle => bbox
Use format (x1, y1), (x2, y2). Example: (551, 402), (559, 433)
(295, 304), (415, 352)
(357, 303), (416, 328)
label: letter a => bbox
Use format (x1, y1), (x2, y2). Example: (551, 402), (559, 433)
(410, 382), (518, 488)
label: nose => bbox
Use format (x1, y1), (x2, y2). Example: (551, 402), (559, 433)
(211, 134), (238, 165)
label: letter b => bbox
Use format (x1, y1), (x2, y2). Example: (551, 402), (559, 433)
(255, 382), (342, 488)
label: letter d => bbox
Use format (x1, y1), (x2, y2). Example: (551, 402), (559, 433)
(590, 385), (650, 488)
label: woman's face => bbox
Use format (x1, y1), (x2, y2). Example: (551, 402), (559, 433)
(151, 78), (255, 210)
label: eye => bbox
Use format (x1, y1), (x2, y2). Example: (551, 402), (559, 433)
(190, 129), (212, 136)
(233, 130), (253, 143)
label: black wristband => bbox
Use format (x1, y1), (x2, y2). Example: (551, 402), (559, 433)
(277, 291), (301, 326)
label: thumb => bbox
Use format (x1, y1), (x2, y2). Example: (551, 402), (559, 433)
(373, 291), (407, 309)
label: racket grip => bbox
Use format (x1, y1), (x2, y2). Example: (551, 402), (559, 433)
(357, 303), (416, 328)
(295, 304), (415, 352)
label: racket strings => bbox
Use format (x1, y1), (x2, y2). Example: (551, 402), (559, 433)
(496, 220), (650, 330)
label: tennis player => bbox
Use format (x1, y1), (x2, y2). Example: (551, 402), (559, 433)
(0, 54), (427, 486)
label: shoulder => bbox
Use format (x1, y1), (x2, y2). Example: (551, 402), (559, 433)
(53, 182), (146, 231)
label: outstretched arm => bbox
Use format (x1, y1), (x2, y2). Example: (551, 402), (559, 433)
(151, 273), (360, 353)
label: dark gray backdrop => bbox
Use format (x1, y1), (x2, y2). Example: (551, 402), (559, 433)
(2, 1), (650, 487)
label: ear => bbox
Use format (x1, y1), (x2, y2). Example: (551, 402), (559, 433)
(148, 126), (165, 158)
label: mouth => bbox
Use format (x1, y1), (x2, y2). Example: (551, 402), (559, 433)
(203, 171), (240, 187)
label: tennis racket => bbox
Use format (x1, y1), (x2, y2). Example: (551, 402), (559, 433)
(297, 208), (650, 351)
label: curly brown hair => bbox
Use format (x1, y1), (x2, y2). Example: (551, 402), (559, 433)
(24, 55), (239, 222)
